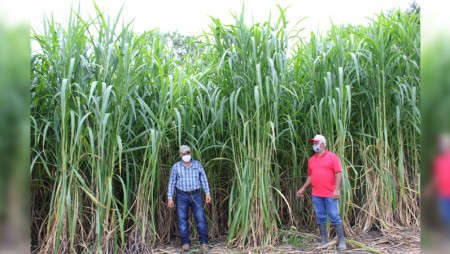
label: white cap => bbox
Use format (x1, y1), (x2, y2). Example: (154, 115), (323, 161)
(438, 133), (450, 152)
(309, 134), (326, 145)
(180, 145), (191, 153)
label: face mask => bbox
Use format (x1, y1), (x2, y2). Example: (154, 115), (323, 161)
(182, 155), (191, 162)
(313, 144), (323, 153)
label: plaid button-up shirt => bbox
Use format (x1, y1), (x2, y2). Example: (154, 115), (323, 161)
(167, 160), (210, 199)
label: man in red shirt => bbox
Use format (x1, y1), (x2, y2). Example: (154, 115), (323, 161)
(426, 133), (450, 240)
(297, 134), (347, 250)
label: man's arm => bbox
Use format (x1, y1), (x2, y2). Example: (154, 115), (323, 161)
(199, 164), (211, 204)
(298, 161), (312, 198)
(424, 176), (436, 198)
(333, 172), (342, 200)
(301, 176), (312, 190)
(167, 165), (177, 199)
(297, 176), (311, 197)
(332, 154), (343, 200)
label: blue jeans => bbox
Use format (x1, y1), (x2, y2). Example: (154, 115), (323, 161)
(312, 195), (342, 225)
(176, 190), (208, 244)
(439, 197), (450, 231)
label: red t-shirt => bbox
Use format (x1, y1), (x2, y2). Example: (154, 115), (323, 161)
(308, 150), (342, 197)
(434, 152), (450, 197)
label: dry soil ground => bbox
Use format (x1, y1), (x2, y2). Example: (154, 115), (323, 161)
(149, 227), (420, 254)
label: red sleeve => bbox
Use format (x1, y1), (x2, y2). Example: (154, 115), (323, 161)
(333, 154), (342, 173)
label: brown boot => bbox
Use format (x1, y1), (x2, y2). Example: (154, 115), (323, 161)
(182, 243), (190, 251)
(201, 244), (209, 252)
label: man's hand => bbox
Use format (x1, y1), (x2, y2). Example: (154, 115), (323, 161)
(168, 198), (174, 208)
(333, 190), (340, 200)
(297, 188), (305, 198)
(205, 194), (211, 204)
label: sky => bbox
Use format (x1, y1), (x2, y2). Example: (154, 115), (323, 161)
(27, 0), (417, 37)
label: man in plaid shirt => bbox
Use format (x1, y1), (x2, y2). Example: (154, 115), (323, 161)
(167, 145), (211, 252)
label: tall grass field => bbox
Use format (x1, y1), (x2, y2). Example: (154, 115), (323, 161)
(30, 5), (420, 253)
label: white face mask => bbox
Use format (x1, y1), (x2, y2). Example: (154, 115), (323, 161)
(313, 144), (323, 153)
(182, 155), (191, 162)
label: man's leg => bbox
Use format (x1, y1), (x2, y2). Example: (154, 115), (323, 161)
(312, 196), (328, 246)
(324, 197), (342, 225)
(176, 192), (191, 247)
(324, 197), (346, 250)
(438, 197), (450, 240)
(192, 192), (209, 246)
